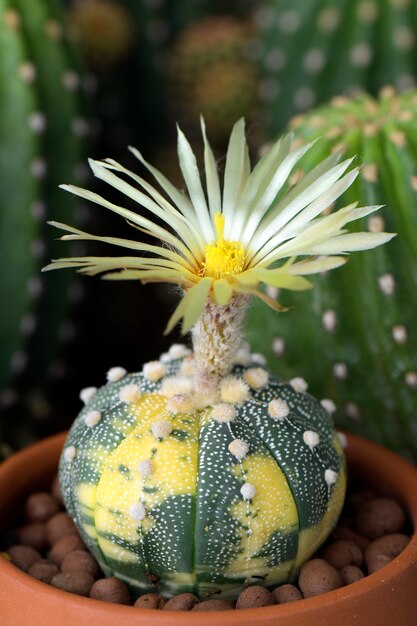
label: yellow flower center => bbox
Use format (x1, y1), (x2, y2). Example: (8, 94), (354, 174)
(202, 213), (246, 279)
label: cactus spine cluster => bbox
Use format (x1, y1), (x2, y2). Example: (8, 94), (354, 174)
(247, 89), (417, 461)
(0, 0), (89, 444)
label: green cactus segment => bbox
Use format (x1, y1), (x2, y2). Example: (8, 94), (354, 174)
(246, 90), (417, 460)
(257, 0), (417, 134)
(60, 348), (345, 598)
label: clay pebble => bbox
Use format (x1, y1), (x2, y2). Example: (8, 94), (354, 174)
(46, 513), (78, 545)
(355, 498), (406, 539)
(51, 571), (95, 596)
(8, 545), (41, 572)
(272, 584), (303, 604)
(193, 599), (235, 611)
(89, 577), (131, 605)
(163, 593), (200, 611)
(61, 550), (100, 578)
(236, 586), (275, 609)
(49, 534), (86, 566)
(25, 492), (60, 523)
(133, 593), (166, 609)
(27, 560), (59, 583)
(340, 565), (365, 585)
(299, 559), (344, 597)
(322, 539), (363, 569)
(16, 523), (48, 551)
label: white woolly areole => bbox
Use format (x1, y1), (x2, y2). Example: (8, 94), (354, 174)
(143, 361), (167, 382)
(159, 352), (171, 364)
(79, 386), (97, 404)
(220, 376), (250, 404)
(211, 403), (237, 423)
(151, 420), (172, 439)
(240, 482), (256, 500)
(64, 445), (76, 462)
(166, 394), (194, 414)
(168, 343), (191, 359)
(251, 353), (267, 366)
(84, 410), (101, 427)
(290, 377), (308, 393)
(325, 469), (338, 486)
(138, 460), (153, 478)
(119, 384), (142, 403)
(337, 432), (348, 448)
(228, 439), (249, 460)
(234, 348), (252, 366)
(303, 430), (320, 450)
(268, 399), (289, 420)
(321, 398), (336, 415)
(179, 357), (196, 377)
(130, 502), (146, 522)
(106, 366), (127, 383)
(160, 375), (194, 398)
(244, 368), (269, 390)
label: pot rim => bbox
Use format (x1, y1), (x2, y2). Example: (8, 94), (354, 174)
(1, 431), (417, 623)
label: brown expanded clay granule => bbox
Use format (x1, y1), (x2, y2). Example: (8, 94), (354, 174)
(354, 498), (406, 539)
(51, 571), (95, 597)
(25, 492), (60, 524)
(46, 512), (78, 545)
(16, 523), (48, 551)
(193, 599), (235, 611)
(133, 593), (166, 609)
(8, 545), (41, 572)
(163, 593), (200, 611)
(272, 584), (303, 604)
(27, 560), (59, 584)
(49, 534), (86, 566)
(322, 539), (363, 569)
(340, 565), (365, 585)
(90, 577), (131, 605)
(236, 586), (275, 609)
(365, 533), (410, 574)
(298, 559), (344, 597)
(61, 550), (100, 578)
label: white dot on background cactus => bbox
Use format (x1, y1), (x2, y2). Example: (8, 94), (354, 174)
(251, 353), (267, 366)
(211, 403), (237, 423)
(294, 86), (316, 110)
(405, 371), (417, 389)
(20, 313), (36, 337)
(151, 420), (172, 439)
(333, 363), (348, 380)
(303, 430), (320, 450)
(325, 469), (338, 486)
(317, 7), (340, 32)
(62, 70), (79, 91)
(337, 432), (348, 448)
(392, 325), (407, 344)
(84, 410), (101, 428)
(264, 48), (287, 71)
(321, 398), (336, 415)
(290, 377), (308, 393)
(106, 366), (127, 383)
(138, 459), (153, 478)
(240, 482), (256, 500)
(278, 10), (300, 34)
(19, 61), (36, 83)
(272, 337), (285, 356)
(166, 394), (194, 414)
(160, 375), (194, 398)
(168, 344), (191, 359)
(378, 273), (395, 296)
(220, 377), (250, 404)
(228, 439), (249, 460)
(368, 215), (385, 232)
(130, 502), (146, 522)
(259, 79), (280, 102)
(31, 158), (47, 179)
(393, 26), (415, 52)
(64, 445), (76, 462)
(350, 43), (373, 68)
(243, 368), (269, 390)
(322, 310), (337, 332)
(345, 402), (360, 419)
(28, 112), (46, 134)
(357, 0), (379, 23)
(268, 399), (289, 420)
(143, 361), (167, 382)
(119, 384), (141, 403)
(303, 48), (326, 74)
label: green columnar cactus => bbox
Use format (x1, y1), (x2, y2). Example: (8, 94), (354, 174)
(0, 0), (87, 434)
(246, 89), (417, 461)
(256, 0), (417, 134)
(46, 119), (392, 598)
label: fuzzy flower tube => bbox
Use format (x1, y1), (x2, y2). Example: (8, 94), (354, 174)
(44, 119), (393, 599)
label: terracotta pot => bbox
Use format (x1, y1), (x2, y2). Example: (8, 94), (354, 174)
(1, 432), (417, 626)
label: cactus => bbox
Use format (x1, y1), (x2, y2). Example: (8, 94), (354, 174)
(0, 0), (88, 442)
(246, 89), (417, 461)
(256, 0), (417, 134)
(46, 119), (392, 598)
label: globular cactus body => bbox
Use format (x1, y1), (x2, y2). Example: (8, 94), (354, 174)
(247, 90), (417, 460)
(60, 348), (345, 599)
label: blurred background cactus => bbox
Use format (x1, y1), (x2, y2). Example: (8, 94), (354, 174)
(246, 89), (417, 461)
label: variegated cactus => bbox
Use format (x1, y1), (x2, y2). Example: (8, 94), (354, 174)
(246, 88), (417, 461)
(46, 119), (392, 598)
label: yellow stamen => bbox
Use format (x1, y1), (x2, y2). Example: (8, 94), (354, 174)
(202, 213), (245, 279)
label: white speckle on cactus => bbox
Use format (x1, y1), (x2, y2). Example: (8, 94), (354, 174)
(19, 62), (36, 83)
(64, 445), (76, 462)
(211, 403), (237, 423)
(411, 176), (417, 192)
(228, 439), (249, 460)
(317, 7), (340, 32)
(268, 399), (289, 420)
(392, 325), (407, 344)
(166, 394), (193, 414)
(143, 361), (167, 382)
(378, 274), (395, 296)
(72, 117), (89, 138)
(244, 368), (269, 390)
(322, 310), (337, 332)
(138, 460), (153, 478)
(389, 130), (406, 147)
(333, 363), (348, 380)
(405, 371), (417, 389)
(278, 10), (300, 34)
(10, 351), (28, 374)
(79, 386), (97, 404)
(30, 238), (46, 260)
(368, 215), (385, 232)
(303, 430), (320, 450)
(272, 337), (285, 356)
(393, 26), (415, 52)
(4, 8), (20, 29)
(350, 42), (373, 68)
(31, 158), (47, 179)
(325, 469), (338, 486)
(45, 19), (62, 40)
(62, 70), (79, 91)
(84, 410), (101, 428)
(259, 81), (278, 104)
(303, 48), (326, 74)
(160, 375), (194, 398)
(337, 432), (348, 448)
(179, 357), (195, 377)
(234, 348), (252, 367)
(264, 48), (287, 71)
(151, 420), (172, 439)
(362, 163), (378, 183)
(28, 112), (46, 134)
(294, 86), (316, 110)
(107, 366), (127, 383)
(290, 377), (308, 393)
(251, 353), (267, 366)
(345, 402), (360, 419)
(119, 384), (141, 403)
(168, 344), (191, 359)
(20, 313), (36, 336)
(321, 399), (336, 415)
(27, 276), (43, 298)
(246, 528), (253, 536)
(220, 377), (250, 404)
(30, 200), (46, 220)
(357, 0), (379, 23)
(129, 502), (146, 522)
(240, 482), (256, 500)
